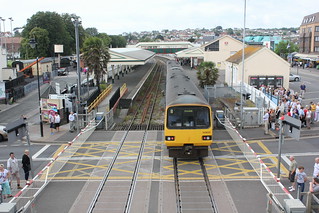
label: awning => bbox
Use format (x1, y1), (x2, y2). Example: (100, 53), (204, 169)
(294, 53), (319, 61)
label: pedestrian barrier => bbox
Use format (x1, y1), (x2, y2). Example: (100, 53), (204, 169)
(8, 118), (99, 212)
(221, 116), (294, 211)
(87, 84), (112, 113)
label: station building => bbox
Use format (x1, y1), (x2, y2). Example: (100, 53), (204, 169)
(224, 46), (290, 89)
(176, 35), (243, 69)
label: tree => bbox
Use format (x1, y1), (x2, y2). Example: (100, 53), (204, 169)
(275, 40), (299, 59)
(196, 61), (219, 88)
(22, 11), (72, 57)
(97, 33), (111, 47)
(82, 37), (110, 90)
(109, 35), (127, 48)
(226, 28), (234, 35)
(155, 34), (164, 41)
(188, 37), (196, 43)
(85, 27), (99, 37)
(20, 27), (50, 59)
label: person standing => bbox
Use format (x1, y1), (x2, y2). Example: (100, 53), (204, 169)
(306, 106), (312, 129)
(313, 157), (319, 178)
(0, 164), (13, 199)
(295, 166), (307, 200)
(309, 177), (319, 199)
(22, 150), (31, 184)
(300, 83), (306, 98)
(263, 109), (270, 134)
(49, 112), (55, 135)
(54, 112), (61, 132)
(69, 111), (76, 132)
(289, 156), (298, 191)
(7, 152), (22, 189)
(310, 102), (316, 123)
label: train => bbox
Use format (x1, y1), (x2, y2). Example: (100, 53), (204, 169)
(164, 60), (213, 158)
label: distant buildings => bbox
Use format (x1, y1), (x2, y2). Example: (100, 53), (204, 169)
(299, 12), (319, 54)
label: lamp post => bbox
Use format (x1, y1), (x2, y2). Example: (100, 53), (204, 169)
(71, 16), (81, 133)
(240, 0), (247, 130)
(29, 37), (44, 137)
(0, 17), (7, 62)
(8, 17), (14, 61)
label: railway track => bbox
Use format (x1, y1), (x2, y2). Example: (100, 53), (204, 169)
(87, 62), (163, 213)
(174, 158), (219, 213)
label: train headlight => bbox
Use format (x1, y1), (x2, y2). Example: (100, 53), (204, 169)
(165, 136), (175, 141)
(202, 136), (212, 140)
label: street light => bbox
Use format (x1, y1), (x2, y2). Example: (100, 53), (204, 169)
(71, 16), (81, 133)
(29, 37), (44, 137)
(8, 17), (14, 61)
(240, 0), (247, 130)
(0, 17), (7, 63)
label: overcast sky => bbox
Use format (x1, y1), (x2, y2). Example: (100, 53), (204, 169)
(0, 0), (317, 35)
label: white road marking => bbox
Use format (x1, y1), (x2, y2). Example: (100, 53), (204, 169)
(32, 145), (50, 159)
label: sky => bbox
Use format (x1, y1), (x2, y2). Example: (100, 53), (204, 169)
(0, 0), (317, 35)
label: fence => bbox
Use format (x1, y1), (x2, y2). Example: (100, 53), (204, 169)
(222, 116), (293, 211)
(9, 119), (98, 212)
(205, 83), (278, 110)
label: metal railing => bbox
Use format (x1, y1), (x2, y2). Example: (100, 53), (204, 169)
(222, 116), (293, 211)
(9, 119), (98, 212)
(87, 84), (112, 112)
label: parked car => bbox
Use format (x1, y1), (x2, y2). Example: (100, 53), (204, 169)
(0, 125), (8, 142)
(289, 73), (301, 82)
(57, 67), (68, 76)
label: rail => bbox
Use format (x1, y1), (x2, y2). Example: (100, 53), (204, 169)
(87, 62), (162, 213)
(87, 84), (112, 112)
(173, 158), (218, 213)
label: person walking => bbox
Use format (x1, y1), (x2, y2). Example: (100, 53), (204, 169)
(54, 112), (61, 132)
(300, 83), (306, 98)
(295, 166), (307, 200)
(315, 103), (319, 122)
(49, 112), (55, 135)
(313, 157), (319, 178)
(0, 164), (13, 199)
(289, 156), (298, 191)
(22, 150), (31, 184)
(263, 109), (269, 135)
(69, 111), (76, 132)
(7, 152), (22, 189)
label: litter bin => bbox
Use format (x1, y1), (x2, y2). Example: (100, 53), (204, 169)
(215, 110), (225, 129)
(95, 112), (105, 129)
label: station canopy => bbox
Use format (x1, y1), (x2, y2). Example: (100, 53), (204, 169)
(109, 48), (155, 66)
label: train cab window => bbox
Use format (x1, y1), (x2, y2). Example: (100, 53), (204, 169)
(167, 106), (210, 129)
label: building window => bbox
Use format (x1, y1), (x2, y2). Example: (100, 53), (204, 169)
(315, 46), (319, 52)
(315, 26), (319, 32)
(205, 40), (219, 51)
(315, 36), (319, 42)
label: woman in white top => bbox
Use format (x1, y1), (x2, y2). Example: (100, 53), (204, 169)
(0, 164), (13, 199)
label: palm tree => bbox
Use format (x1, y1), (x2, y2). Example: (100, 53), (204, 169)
(196, 61), (219, 88)
(82, 37), (110, 90)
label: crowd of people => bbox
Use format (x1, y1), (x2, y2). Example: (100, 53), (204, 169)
(0, 150), (31, 200)
(263, 82), (319, 134)
(262, 82), (319, 201)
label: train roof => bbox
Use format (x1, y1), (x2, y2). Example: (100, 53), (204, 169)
(166, 60), (208, 106)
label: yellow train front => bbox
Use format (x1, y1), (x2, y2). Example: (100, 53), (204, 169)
(164, 60), (213, 158)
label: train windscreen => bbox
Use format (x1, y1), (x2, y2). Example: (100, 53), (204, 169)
(167, 106), (210, 129)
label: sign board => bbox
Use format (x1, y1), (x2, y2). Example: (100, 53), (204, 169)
(283, 115), (301, 141)
(54, 44), (64, 53)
